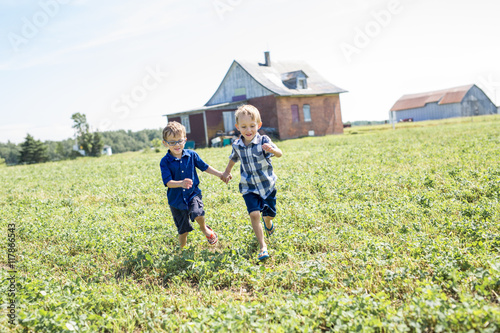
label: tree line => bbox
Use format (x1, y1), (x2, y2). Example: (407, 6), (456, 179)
(0, 113), (163, 166)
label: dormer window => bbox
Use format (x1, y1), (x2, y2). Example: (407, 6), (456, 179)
(298, 77), (307, 89)
(281, 70), (308, 90)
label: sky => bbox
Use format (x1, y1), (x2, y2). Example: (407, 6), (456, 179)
(1, 0), (499, 144)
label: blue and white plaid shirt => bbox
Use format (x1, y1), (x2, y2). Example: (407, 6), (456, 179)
(229, 133), (277, 199)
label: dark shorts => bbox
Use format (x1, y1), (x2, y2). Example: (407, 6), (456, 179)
(169, 196), (205, 234)
(243, 189), (277, 217)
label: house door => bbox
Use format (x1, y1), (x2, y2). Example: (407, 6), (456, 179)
(223, 111), (236, 133)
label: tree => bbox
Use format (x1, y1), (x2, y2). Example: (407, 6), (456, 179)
(151, 138), (162, 153)
(71, 113), (103, 157)
(0, 141), (21, 165)
(46, 139), (79, 161)
(19, 134), (49, 164)
(90, 131), (104, 157)
(71, 113), (89, 135)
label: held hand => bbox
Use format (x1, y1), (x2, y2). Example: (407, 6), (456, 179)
(221, 172), (232, 184)
(182, 178), (193, 189)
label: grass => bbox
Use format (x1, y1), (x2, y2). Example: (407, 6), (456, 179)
(1, 115), (500, 332)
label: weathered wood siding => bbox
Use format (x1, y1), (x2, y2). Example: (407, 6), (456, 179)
(206, 62), (275, 106)
(392, 103), (461, 122)
(461, 85), (497, 116)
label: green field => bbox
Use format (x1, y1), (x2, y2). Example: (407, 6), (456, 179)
(1, 115), (500, 332)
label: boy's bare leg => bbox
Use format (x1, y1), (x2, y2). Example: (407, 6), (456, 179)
(179, 232), (188, 249)
(250, 211), (267, 252)
(194, 215), (213, 237)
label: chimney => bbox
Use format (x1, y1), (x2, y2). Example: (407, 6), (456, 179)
(264, 51), (271, 66)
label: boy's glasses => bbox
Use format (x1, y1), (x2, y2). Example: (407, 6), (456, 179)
(166, 139), (186, 146)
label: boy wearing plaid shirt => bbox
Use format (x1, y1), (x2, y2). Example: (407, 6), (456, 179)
(222, 105), (283, 261)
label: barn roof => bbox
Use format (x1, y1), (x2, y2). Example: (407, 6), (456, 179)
(165, 101), (244, 117)
(390, 84), (474, 111)
(230, 59), (347, 98)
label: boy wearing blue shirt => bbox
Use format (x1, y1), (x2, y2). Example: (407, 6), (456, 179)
(160, 121), (226, 248)
(222, 105), (283, 261)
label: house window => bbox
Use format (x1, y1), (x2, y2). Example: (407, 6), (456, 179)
(291, 105), (299, 123)
(232, 88), (246, 102)
(223, 111), (236, 133)
(298, 77), (307, 89)
(303, 104), (311, 122)
(181, 115), (191, 134)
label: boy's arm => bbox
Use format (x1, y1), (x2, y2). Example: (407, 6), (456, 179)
(222, 160), (236, 183)
(262, 143), (283, 158)
(205, 166), (223, 179)
(166, 179), (193, 189)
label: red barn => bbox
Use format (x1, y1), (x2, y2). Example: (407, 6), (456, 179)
(164, 52), (347, 147)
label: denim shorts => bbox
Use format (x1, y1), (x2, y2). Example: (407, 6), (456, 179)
(169, 195), (205, 234)
(242, 189), (277, 217)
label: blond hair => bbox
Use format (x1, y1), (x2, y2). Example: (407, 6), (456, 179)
(163, 121), (186, 140)
(235, 104), (262, 124)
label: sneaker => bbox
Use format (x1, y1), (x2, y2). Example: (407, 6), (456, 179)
(206, 226), (218, 245)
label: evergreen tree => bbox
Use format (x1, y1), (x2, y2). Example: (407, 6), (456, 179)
(19, 134), (49, 164)
(90, 132), (104, 157)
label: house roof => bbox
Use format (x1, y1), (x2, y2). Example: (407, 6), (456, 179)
(390, 84), (474, 111)
(231, 59), (347, 99)
(164, 101), (245, 118)
(164, 54), (347, 117)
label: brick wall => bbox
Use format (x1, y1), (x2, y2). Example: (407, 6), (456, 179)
(248, 95), (279, 130)
(276, 95), (343, 139)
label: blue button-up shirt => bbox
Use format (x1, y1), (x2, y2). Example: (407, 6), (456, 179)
(229, 133), (277, 199)
(160, 149), (209, 210)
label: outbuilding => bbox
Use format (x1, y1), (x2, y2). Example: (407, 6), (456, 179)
(390, 84), (497, 123)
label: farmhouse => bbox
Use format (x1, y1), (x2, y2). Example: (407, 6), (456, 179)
(164, 52), (347, 147)
(390, 84), (497, 122)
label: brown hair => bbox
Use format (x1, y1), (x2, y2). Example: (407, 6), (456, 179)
(235, 104), (262, 124)
(163, 121), (186, 141)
